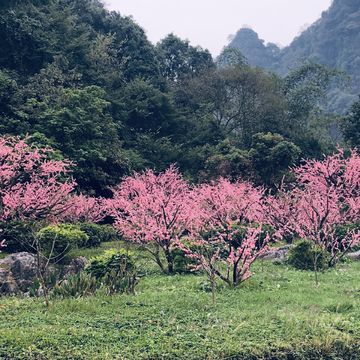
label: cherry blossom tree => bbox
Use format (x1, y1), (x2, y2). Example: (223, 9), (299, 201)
(271, 148), (360, 283)
(108, 166), (196, 274)
(176, 178), (271, 297)
(265, 182), (301, 245)
(63, 194), (107, 224)
(0, 135), (77, 306)
(0, 135), (75, 222)
(292, 149), (360, 267)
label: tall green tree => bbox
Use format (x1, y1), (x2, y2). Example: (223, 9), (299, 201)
(281, 58), (349, 158)
(340, 95), (360, 147)
(175, 61), (287, 148)
(24, 86), (129, 195)
(156, 33), (214, 83)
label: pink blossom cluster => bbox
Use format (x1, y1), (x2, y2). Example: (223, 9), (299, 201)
(63, 194), (107, 224)
(0, 239), (5, 253)
(0, 135), (76, 223)
(107, 165), (197, 273)
(270, 147), (360, 267)
(0, 136), (107, 229)
(108, 168), (272, 283)
(176, 178), (271, 286)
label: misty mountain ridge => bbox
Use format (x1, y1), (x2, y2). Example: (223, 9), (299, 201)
(226, 0), (360, 114)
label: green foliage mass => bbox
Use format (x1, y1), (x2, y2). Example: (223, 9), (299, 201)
(0, 0), (355, 195)
(287, 240), (326, 271)
(85, 249), (135, 279)
(341, 95), (360, 147)
(53, 271), (97, 298)
(37, 224), (88, 258)
(78, 223), (117, 248)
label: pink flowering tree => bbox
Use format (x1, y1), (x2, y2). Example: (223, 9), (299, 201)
(0, 135), (77, 306)
(63, 194), (107, 224)
(0, 136), (75, 223)
(265, 182), (301, 245)
(273, 148), (360, 283)
(176, 178), (271, 295)
(294, 149), (360, 264)
(108, 166), (196, 274)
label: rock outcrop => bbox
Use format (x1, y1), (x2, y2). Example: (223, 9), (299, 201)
(347, 250), (360, 260)
(0, 252), (89, 295)
(260, 245), (295, 261)
(59, 256), (90, 280)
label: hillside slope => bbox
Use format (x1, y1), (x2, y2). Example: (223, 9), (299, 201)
(227, 0), (360, 113)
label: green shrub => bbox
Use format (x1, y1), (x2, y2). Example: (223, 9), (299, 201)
(231, 223), (276, 249)
(53, 271), (97, 298)
(0, 220), (37, 253)
(202, 222), (276, 251)
(102, 269), (140, 296)
(28, 270), (58, 297)
(37, 224), (88, 258)
(78, 223), (101, 248)
(287, 240), (326, 270)
(78, 223), (118, 248)
(85, 249), (135, 279)
(171, 238), (202, 272)
(99, 225), (118, 243)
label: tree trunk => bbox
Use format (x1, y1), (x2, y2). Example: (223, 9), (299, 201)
(210, 273), (216, 307)
(164, 244), (174, 274)
(154, 252), (167, 274)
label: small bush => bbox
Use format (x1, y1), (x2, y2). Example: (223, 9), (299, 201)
(287, 240), (326, 270)
(85, 249), (135, 279)
(78, 223), (101, 248)
(171, 238), (202, 272)
(78, 223), (118, 248)
(29, 270), (58, 297)
(102, 269), (140, 296)
(99, 225), (118, 243)
(231, 223), (276, 249)
(53, 271), (97, 298)
(201, 222), (276, 251)
(0, 220), (36, 253)
(37, 224), (88, 258)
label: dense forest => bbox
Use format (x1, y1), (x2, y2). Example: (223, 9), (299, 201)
(0, 0), (359, 197)
(226, 0), (360, 114)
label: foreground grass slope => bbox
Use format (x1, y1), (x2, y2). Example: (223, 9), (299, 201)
(1, 243), (360, 359)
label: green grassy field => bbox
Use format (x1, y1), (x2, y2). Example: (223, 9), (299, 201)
(1, 242), (360, 359)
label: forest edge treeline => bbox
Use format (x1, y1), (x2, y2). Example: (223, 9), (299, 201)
(1, 0), (360, 198)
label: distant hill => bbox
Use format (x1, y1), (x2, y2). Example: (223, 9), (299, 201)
(226, 0), (360, 114)
(224, 27), (280, 70)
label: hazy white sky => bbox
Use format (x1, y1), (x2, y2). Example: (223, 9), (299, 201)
(106, 0), (332, 57)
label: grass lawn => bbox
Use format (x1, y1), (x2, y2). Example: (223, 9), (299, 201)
(1, 242), (360, 359)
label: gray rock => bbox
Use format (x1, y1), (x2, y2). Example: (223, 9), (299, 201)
(0, 252), (88, 296)
(20, 292), (30, 299)
(59, 256), (90, 280)
(260, 245), (295, 261)
(11, 252), (38, 281)
(347, 250), (360, 260)
(0, 268), (20, 294)
(2, 281), (20, 294)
